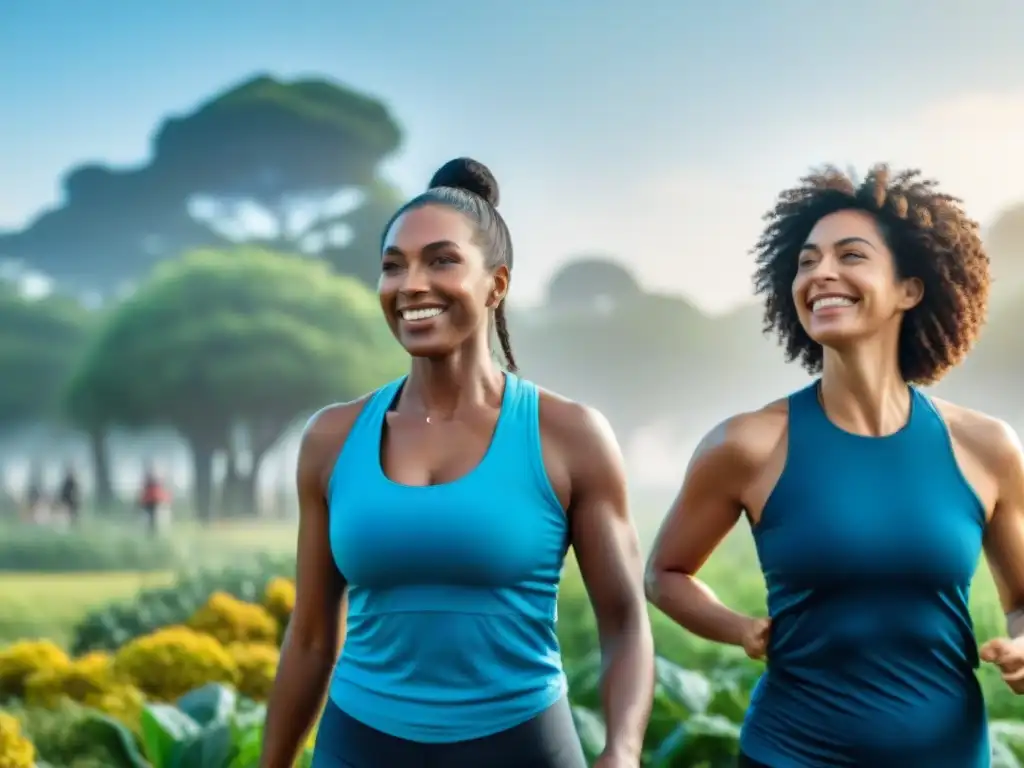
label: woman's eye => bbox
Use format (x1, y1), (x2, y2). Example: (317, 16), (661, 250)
(840, 251), (863, 261)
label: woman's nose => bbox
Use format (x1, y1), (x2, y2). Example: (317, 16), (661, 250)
(399, 262), (431, 294)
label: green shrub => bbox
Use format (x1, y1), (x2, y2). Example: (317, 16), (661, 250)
(70, 556), (295, 655)
(0, 524), (180, 573)
(5, 699), (141, 768)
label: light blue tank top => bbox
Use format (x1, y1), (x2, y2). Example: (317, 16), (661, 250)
(326, 373), (569, 743)
(741, 381), (989, 767)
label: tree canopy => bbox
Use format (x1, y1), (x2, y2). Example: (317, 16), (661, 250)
(0, 284), (94, 429)
(64, 246), (404, 517)
(0, 74), (404, 293)
(545, 255), (641, 310)
(516, 290), (717, 445)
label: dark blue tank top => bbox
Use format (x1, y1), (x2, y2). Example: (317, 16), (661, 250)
(326, 373), (569, 742)
(741, 381), (989, 767)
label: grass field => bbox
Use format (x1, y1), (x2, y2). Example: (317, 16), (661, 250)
(0, 519), (297, 645)
(0, 571), (176, 644)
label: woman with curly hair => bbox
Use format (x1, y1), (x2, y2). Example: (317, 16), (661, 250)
(646, 165), (1024, 766)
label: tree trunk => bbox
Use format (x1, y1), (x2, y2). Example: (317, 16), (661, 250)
(222, 446), (242, 517)
(88, 427), (114, 510)
(241, 418), (287, 518)
(191, 440), (217, 522)
(239, 442), (272, 517)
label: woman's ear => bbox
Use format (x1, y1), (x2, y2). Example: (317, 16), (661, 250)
(488, 264), (510, 308)
(898, 276), (924, 311)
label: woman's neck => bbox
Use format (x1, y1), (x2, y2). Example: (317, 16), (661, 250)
(819, 340), (910, 437)
(402, 344), (504, 418)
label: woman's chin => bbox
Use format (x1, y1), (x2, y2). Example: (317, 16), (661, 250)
(808, 325), (866, 351)
(402, 340), (458, 360)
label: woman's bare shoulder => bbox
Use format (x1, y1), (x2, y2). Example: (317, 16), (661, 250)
(300, 393), (378, 485)
(931, 397), (1022, 476)
(698, 397), (789, 470)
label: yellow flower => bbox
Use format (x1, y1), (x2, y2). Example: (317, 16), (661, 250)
(25, 650), (117, 708)
(0, 712), (35, 768)
(226, 642), (279, 701)
(115, 626), (238, 702)
(189, 592), (279, 646)
(0, 640), (69, 699)
(263, 577), (296, 627)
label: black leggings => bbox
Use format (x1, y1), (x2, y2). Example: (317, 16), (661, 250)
(738, 752), (772, 768)
(311, 697), (587, 768)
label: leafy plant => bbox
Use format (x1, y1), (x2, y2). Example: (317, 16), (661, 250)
(569, 655), (742, 766)
(71, 556), (294, 655)
(93, 683), (315, 768)
(5, 699), (142, 768)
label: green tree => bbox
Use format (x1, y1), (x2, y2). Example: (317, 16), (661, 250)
(515, 291), (717, 448)
(0, 166), (224, 295)
(65, 247), (404, 520)
(545, 255), (641, 310)
(313, 176), (406, 287)
(0, 285), (97, 497)
(0, 74), (404, 293)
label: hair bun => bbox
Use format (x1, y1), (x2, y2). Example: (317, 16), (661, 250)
(428, 158), (500, 207)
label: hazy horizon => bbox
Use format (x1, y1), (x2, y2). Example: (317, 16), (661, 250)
(5, 2), (1024, 314)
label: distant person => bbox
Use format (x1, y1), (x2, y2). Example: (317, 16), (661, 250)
(23, 468), (46, 524)
(139, 464), (170, 536)
(57, 464), (81, 527)
(261, 158), (654, 768)
(646, 165), (1024, 767)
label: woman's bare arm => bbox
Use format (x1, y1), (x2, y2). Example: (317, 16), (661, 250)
(561, 403), (654, 764)
(260, 403), (362, 767)
(975, 418), (1024, 635)
(644, 406), (783, 650)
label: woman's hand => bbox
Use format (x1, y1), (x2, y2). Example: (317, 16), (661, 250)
(742, 617), (771, 661)
(981, 637), (1024, 693)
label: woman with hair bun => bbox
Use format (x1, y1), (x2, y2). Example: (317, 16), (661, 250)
(646, 165), (1024, 767)
(260, 158), (654, 768)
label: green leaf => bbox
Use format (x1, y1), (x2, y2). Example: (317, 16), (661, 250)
(231, 702), (267, 732)
(79, 713), (150, 768)
(991, 720), (1024, 767)
(706, 679), (749, 723)
(140, 704), (201, 768)
(647, 722), (688, 767)
(992, 740), (1023, 768)
(174, 723), (237, 768)
(227, 708), (267, 768)
(570, 705), (606, 760)
(177, 683), (237, 727)
(680, 713), (742, 765)
(655, 658), (712, 714)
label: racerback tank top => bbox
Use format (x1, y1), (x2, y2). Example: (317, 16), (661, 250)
(741, 381), (989, 767)
(326, 373), (569, 743)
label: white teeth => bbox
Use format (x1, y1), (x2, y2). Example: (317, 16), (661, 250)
(402, 307), (444, 321)
(812, 296), (855, 312)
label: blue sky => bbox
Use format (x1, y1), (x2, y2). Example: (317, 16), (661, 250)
(4, 0), (1024, 311)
